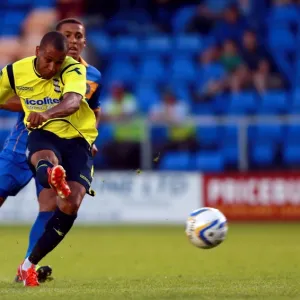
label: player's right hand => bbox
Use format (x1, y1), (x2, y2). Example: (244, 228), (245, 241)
(27, 112), (49, 129)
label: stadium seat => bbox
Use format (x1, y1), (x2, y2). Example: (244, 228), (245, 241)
(106, 59), (137, 84)
(285, 125), (300, 144)
(227, 92), (257, 115)
(142, 36), (172, 56)
(282, 144), (300, 166)
(222, 144), (238, 166)
(139, 56), (166, 84)
(151, 126), (168, 143)
(87, 31), (111, 57)
(112, 36), (140, 56)
(254, 124), (283, 143)
(194, 151), (224, 172)
(250, 142), (277, 167)
(174, 35), (203, 55)
(267, 4), (299, 27)
(135, 83), (160, 113)
(0, 11), (27, 36)
(172, 6), (197, 33)
(159, 151), (191, 170)
(195, 126), (221, 149)
(95, 123), (114, 147)
(268, 28), (296, 52)
(170, 56), (196, 83)
(257, 91), (288, 115)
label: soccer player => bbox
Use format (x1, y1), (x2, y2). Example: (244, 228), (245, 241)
(0, 18), (101, 283)
(0, 31), (97, 287)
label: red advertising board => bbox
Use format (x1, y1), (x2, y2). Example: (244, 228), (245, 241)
(203, 173), (300, 220)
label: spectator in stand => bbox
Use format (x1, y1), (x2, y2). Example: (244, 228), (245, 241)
(186, 0), (231, 34)
(212, 4), (249, 44)
(101, 82), (142, 170)
(194, 46), (226, 101)
(241, 30), (269, 71)
(220, 39), (243, 73)
(149, 88), (189, 124)
(228, 64), (253, 92)
(253, 59), (284, 94)
(149, 88), (197, 160)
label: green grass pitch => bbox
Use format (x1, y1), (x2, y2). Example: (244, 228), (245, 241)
(0, 223), (299, 299)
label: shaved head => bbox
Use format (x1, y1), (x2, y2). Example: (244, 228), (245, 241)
(39, 31), (69, 53)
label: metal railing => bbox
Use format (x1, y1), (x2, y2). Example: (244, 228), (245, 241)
(140, 115), (300, 171)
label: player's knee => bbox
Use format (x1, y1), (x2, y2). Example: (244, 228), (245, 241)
(0, 197), (6, 207)
(31, 150), (59, 168)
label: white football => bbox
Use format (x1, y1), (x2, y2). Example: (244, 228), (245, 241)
(185, 207), (228, 249)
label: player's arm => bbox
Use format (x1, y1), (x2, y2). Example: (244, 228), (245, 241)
(27, 64), (86, 127)
(0, 67), (17, 106)
(0, 96), (22, 112)
(88, 79), (102, 128)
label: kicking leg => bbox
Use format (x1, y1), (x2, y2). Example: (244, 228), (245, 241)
(20, 182), (85, 286)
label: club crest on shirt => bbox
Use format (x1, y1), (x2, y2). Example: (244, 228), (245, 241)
(53, 78), (61, 93)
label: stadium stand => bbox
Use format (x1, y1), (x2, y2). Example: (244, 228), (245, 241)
(0, 0), (299, 171)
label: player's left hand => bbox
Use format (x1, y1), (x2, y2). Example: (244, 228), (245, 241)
(91, 144), (98, 157)
(27, 112), (50, 129)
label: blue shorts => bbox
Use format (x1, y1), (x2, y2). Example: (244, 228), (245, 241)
(0, 149), (33, 199)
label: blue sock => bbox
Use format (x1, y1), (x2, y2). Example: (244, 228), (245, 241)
(25, 211), (54, 258)
(36, 160), (53, 188)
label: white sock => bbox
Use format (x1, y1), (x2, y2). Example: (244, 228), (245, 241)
(22, 257), (34, 271)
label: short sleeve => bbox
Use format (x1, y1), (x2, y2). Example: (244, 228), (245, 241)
(62, 64), (86, 97)
(0, 66), (16, 105)
(88, 76), (102, 111)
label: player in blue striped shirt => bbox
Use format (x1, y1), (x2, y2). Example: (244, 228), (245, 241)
(0, 18), (102, 282)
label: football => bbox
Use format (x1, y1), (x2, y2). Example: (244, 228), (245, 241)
(185, 207), (228, 249)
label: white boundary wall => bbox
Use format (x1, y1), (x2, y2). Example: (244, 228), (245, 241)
(0, 172), (202, 225)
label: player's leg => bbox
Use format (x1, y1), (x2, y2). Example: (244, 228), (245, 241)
(23, 182), (56, 283)
(19, 137), (93, 286)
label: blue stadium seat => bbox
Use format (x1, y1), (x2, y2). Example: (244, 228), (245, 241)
(106, 59), (137, 84)
(174, 35), (203, 54)
(0, 11), (27, 36)
(195, 126), (220, 148)
(222, 144), (238, 166)
(167, 82), (191, 103)
(151, 126), (168, 143)
(285, 125), (300, 144)
(197, 63), (226, 86)
(87, 31), (111, 56)
(135, 83), (160, 113)
(192, 101), (215, 115)
(254, 124), (283, 143)
(289, 89), (300, 114)
(32, 0), (56, 8)
(267, 4), (299, 27)
(142, 36), (172, 56)
(283, 144), (300, 165)
(170, 56), (196, 83)
(194, 151), (224, 172)
(227, 92), (257, 115)
(139, 56), (166, 83)
(112, 36), (140, 56)
(172, 6), (197, 33)
(258, 91), (288, 115)
(250, 142), (277, 167)
(159, 151), (191, 170)
(268, 28), (296, 52)
(95, 123), (114, 147)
